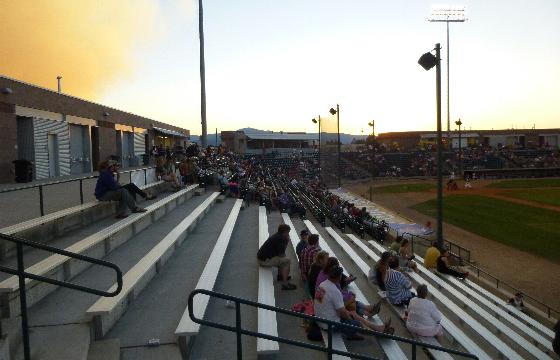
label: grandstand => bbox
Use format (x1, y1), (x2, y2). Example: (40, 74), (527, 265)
(0, 148), (558, 360)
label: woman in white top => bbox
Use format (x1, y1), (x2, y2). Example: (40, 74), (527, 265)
(405, 284), (443, 341)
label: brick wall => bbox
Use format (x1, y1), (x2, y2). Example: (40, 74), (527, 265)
(0, 105), (17, 183)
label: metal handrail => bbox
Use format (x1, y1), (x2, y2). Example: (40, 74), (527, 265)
(188, 289), (478, 360)
(0, 232), (123, 360)
(0, 166), (156, 216)
(401, 232), (471, 263)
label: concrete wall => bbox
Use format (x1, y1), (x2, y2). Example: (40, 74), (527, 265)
(0, 104), (17, 183)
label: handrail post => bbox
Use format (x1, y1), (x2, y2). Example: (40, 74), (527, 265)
(79, 179), (84, 204)
(38, 185), (44, 216)
(327, 323), (333, 360)
(235, 301), (242, 360)
(16, 242), (31, 360)
(144, 168), (147, 186)
(411, 343), (416, 360)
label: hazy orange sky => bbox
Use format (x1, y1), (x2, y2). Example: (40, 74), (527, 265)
(1, 0), (559, 135)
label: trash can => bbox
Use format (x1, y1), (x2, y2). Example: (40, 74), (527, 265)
(13, 160), (33, 183)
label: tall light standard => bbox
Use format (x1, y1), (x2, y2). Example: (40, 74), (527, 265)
(368, 120), (375, 137)
(57, 76), (62, 94)
(418, 44), (443, 249)
(455, 118), (463, 175)
(312, 116), (321, 167)
(198, 0), (208, 147)
(429, 5), (466, 140)
(329, 105), (341, 188)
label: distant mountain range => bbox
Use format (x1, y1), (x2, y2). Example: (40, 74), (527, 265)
(190, 127), (368, 145)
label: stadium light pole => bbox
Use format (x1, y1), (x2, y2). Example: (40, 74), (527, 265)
(429, 5), (466, 142)
(312, 115), (321, 165)
(329, 105), (341, 188)
(455, 118), (462, 175)
(57, 76), (62, 94)
(198, 0), (208, 147)
(418, 43), (443, 249)
(368, 120), (375, 137)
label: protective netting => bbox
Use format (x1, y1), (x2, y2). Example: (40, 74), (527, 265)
(319, 113), (340, 187)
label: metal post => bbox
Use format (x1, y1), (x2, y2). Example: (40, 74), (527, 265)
(144, 168), (147, 186)
(17, 242), (31, 360)
(446, 21), (450, 139)
(79, 179), (84, 204)
(318, 115), (321, 168)
(235, 301), (242, 359)
(435, 43), (444, 249)
(458, 122), (462, 175)
(412, 343), (417, 360)
(336, 104), (341, 188)
(327, 324), (333, 360)
(39, 185), (44, 216)
(215, 128), (218, 147)
(57, 76), (62, 94)
(198, 0), (208, 148)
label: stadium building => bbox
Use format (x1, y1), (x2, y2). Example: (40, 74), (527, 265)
(376, 128), (560, 151)
(221, 130), (317, 155)
(0, 76), (189, 184)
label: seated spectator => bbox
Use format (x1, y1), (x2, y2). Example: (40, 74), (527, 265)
(437, 249), (468, 279)
(314, 266), (392, 340)
(217, 171), (228, 193)
(307, 251), (329, 298)
(95, 160), (147, 219)
(424, 242), (441, 270)
(300, 234), (320, 281)
(508, 292), (526, 312)
(295, 229), (309, 260)
(368, 251), (391, 291)
(107, 162), (156, 201)
(385, 257), (415, 306)
(257, 224), (296, 290)
(405, 284), (444, 342)
(553, 319), (560, 356)
(156, 157), (180, 190)
(389, 236), (403, 253)
(398, 239), (418, 273)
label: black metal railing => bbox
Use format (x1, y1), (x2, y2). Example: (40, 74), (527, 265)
(188, 289), (478, 360)
(0, 232), (123, 360)
(400, 232), (559, 320)
(0, 166), (156, 217)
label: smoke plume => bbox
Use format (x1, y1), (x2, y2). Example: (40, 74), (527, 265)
(0, 0), (164, 100)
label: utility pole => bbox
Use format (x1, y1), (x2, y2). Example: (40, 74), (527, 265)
(429, 6), (466, 142)
(198, 0), (207, 147)
(57, 76), (62, 94)
(435, 44), (443, 249)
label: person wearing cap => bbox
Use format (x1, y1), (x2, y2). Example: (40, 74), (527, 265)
(436, 249), (468, 279)
(295, 229), (309, 260)
(95, 160), (147, 219)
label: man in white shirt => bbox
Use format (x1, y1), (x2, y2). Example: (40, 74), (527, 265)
(314, 266), (364, 340)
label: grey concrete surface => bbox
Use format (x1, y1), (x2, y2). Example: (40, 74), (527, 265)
(18, 192), (213, 359)
(104, 198), (237, 359)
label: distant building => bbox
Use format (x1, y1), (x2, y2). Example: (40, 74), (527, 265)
(221, 130), (317, 155)
(376, 129), (560, 151)
(0, 76), (189, 183)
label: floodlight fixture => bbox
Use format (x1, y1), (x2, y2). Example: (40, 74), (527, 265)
(312, 118), (318, 124)
(418, 51), (438, 71)
(329, 107), (337, 115)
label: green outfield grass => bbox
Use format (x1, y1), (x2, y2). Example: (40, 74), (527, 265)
(505, 188), (560, 207)
(488, 178), (560, 189)
(374, 183), (434, 193)
(412, 195), (560, 263)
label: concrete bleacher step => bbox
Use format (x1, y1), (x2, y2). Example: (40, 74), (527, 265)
(87, 192), (220, 339)
(6, 191), (214, 360)
(257, 206), (280, 355)
(303, 220), (407, 360)
(87, 339), (120, 360)
(367, 239), (551, 360)
(0, 180), (167, 258)
(345, 234), (490, 360)
(0, 184), (199, 318)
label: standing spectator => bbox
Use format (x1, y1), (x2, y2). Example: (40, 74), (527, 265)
(385, 257), (415, 306)
(95, 160), (147, 219)
(424, 242), (441, 270)
(307, 251), (329, 298)
(437, 249), (468, 279)
(295, 229), (309, 260)
(405, 284), (444, 342)
(257, 224), (296, 290)
(299, 234), (320, 281)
